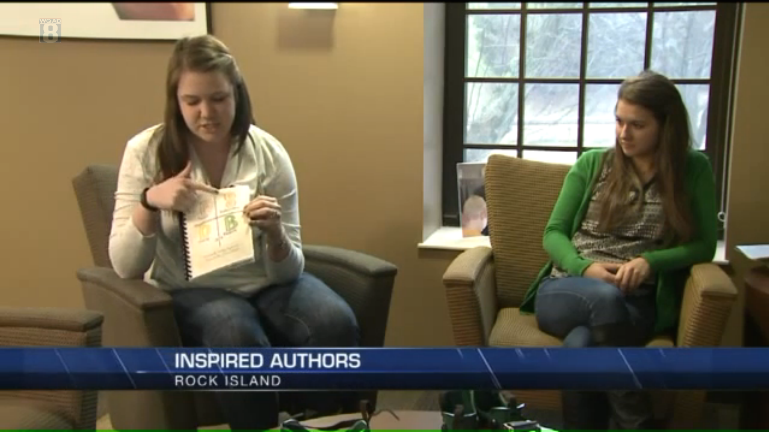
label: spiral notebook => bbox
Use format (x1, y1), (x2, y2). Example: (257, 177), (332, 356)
(179, 185), (255, 280)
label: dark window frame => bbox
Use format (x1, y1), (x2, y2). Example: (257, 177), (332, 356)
(442, 2), (742, 242)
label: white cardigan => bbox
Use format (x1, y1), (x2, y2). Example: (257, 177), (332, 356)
(108, 124), (305, 295)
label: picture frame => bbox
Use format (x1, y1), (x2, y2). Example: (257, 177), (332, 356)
(0, 3), (211, 42)
(457, 161), (488, 238)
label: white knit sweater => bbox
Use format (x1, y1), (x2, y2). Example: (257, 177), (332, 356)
(108, 124), (305, 295)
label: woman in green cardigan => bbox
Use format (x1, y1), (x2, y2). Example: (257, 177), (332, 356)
(523, 71), (718, 429)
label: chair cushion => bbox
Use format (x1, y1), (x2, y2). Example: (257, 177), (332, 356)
(485, 156), (572, 307)
(488, 308), (676, 415)
(489, 308), (561, 347)
(489, 307), (675, 348)
(0, 404), (72, 429)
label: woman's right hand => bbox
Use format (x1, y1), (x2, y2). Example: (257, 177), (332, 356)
(583, 262), (621, 285)
(145, 161), (218, 213)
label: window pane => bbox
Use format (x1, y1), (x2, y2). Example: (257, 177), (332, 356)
(590, 2), (648, 7)
(527, 2), (583, 9)
(653, 2), (716, 6)
(465, 148), (518, 162)
(587, 12), (647, 78)
(651, 11), (716, 79)
(525, 14), (582, 78)
(676, 84), (709, 150)
(468, 2), (521, 9)
(465, 83), (519, 145)
(524, 84), (580, 147)
(467, 15), (521, 78)
(522, 150), (578, 165)
(584, 84), (620, 148)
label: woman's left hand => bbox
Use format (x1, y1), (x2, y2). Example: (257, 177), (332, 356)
(243, 196), (283, 237)
(615, 257), (651, 293)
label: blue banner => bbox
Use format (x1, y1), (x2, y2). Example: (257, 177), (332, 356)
(1, 347), (767, 391)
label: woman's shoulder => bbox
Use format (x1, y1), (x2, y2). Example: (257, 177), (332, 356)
(685, 148), (711, 167)
(684, 149), (714, 179)
(126, 124), (163, 148)
(121, 124), (163, 169)
(580, 148), (611, 162)
(245, 124), (293, 164)
(573, 148), (611, 173)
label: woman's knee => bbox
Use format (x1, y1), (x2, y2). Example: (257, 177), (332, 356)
(293, 275), (360, 347)
(203, 316), (271, 348)
(536, 277), (628, 333)
(313, 306), (359, 346)
(586, 282), (625, 307)
(171, 289), (271, 348)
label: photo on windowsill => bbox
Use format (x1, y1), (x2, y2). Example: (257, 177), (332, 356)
(457, 161), (488, 238)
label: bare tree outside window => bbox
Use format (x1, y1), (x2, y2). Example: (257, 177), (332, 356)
(442, 2), (741, 237)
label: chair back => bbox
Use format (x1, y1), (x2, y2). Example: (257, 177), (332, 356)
(72, 165), (120, 269)
(484, 155), (571, 307)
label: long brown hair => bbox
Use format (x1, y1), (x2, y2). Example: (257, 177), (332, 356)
(596, 70), (693, 244)
(152, 35), (254, 182)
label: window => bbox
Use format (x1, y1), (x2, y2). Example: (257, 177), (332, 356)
(442, 2), (742, 238)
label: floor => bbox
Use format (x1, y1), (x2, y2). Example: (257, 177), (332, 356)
(95, 390), (741, 430)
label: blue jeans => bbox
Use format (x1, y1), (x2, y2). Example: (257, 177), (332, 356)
(169, 272), (360, 431)
(535, 276), (657, 429)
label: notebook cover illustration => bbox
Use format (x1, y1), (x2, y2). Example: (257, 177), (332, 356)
(180, 185), (255, 280)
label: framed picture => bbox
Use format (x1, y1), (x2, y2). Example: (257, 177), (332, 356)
(457, 161), (488, 238)
(0, 3), (211, 42)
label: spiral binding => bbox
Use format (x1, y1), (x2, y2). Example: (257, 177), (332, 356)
(178, 212), (193, 281)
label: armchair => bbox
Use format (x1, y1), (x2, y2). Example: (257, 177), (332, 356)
(0, 307), (103, 430)
(443, 154), (737, 429)
(72, 165), (398, 430)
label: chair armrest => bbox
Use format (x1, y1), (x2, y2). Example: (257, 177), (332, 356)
(0, 306), (103, 348)
(303, 245), (398, 348)
(76, 267), (181, 347)
(0, 307), (103, 430)
(75, 267), (197, 430)
(76, 267), (172, 311)
(676, 263), (738, 347)
(670, 265), (735, 432)
(443, 246), (497, 346)
(303, 245), (398, 278)
(0, 307), (103, 335)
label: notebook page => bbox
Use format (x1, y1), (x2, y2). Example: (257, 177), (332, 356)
(184, 185), (255, 279)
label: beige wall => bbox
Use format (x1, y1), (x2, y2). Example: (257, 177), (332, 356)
(721, 2), (769, 346)
(0, 3), (767, 348)
(0, 3), (452, 347)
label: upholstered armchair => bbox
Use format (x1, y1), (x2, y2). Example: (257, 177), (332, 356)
(72, 165), (398, 430)
(0, 307), (103, 430)
(443, 154), (738, 429)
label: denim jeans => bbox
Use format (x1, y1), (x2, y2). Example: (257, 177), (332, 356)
(169, 272), (360, 431)
(535, 276), (657, 430)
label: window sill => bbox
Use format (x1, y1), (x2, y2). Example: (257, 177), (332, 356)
(419, 226), (729, 265)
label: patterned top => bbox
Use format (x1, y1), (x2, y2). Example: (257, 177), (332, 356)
(551, 163), (665, 295)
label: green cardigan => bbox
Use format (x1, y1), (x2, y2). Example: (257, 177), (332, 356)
(519, 148), (719, 334)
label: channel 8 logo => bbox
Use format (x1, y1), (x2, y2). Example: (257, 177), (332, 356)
(39, 19), (61, 43)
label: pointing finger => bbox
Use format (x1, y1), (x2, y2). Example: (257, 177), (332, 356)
(186, 181), (219, 194)
(176, 161), (193, 178)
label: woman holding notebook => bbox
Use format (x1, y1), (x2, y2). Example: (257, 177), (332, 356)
(108, 35), (359, 431)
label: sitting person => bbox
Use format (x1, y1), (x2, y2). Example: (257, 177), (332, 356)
(108, 34), (359, 431)
(518, 70), (718, 429)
